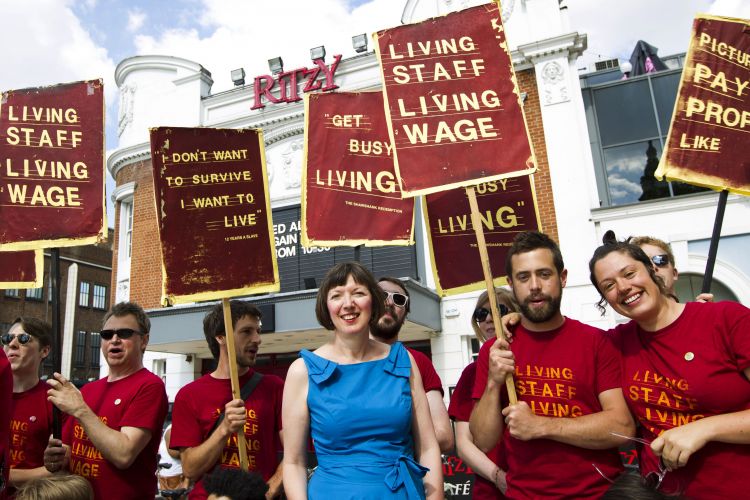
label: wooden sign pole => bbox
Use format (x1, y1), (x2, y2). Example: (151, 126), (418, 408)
(221, 298), (250, 471)
(466, 186), (518, 405)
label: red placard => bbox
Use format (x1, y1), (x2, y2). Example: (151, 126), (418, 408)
(374, 2), (536, 197)
(656, 14), (750, 195)
(302, 91), (414, 247)
(0, 80), (106, 250)
(0, 250), (42, 288)
(423, 175), (541, 295)
(150, 127), (279, 305)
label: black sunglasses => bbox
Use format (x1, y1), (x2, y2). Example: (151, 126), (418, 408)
(100, 328), (143, 341)
(1, 333), (32, 345)
(384, 291), (409, 308)
(473, 304), (509, 323)
(651, 254), (670, 268)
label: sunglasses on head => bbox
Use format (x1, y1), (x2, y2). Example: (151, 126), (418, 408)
(651, 254), (670, 268)
(473, 304), (509, 323)
(1, 333), (32, 346)
(384, 291), (409, 308)
(100, 328), (142, 341)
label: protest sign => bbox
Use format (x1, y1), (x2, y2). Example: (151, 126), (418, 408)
(302, 91), (414, 247)
(150, 127), (279, 305)
(0, 79), (106, 250)
(656, 14), (750, 194)
(0, 250), (42, 288)
(423, 175), (541, 295)
(374, 2), (536, 197)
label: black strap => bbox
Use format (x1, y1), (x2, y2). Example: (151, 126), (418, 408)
(210, 372), (263, 434)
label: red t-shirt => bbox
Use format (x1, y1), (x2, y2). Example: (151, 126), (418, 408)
(472, 318), (623, 500)
(612, 301), (750, 498)
(170, 370), (284, 500)
(10, 380), (54, 469)
(0, 350), (13, 500)
(408, 347), (444, 396)
(448, 361), (505, 499)
(63, 368), (168, 500)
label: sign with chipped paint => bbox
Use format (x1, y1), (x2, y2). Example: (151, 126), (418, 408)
(423, 175), (541, 295)
(150, 127), (279, 305)
(656, 14), (750, 195)
(0, 79), (106, 250)
(0, 249), (42, 288)
(374, 2), (536, 197)
(301, 91), (414, 247)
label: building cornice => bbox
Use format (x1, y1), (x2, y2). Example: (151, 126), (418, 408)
(515, 32), (587, 66)
(107, 142), (151, 180)
(115, 54), (213, 86)
(590, 191), (744, 223)
(111, 182), (137, 203)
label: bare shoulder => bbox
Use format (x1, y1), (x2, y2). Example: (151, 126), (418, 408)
(286, 358), (309, 381)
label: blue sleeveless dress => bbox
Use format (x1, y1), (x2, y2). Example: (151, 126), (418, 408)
(300, 342), (429, 499)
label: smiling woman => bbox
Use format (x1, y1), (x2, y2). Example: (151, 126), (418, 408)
(282, 261), (443, 499)
(589, 232), (750, 498)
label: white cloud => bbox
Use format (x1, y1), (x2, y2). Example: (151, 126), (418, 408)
(133, 0), (401, 93)
(707, 0), (750, 18)
(127, 8), (146, 33)
(607, 174), (642, 200)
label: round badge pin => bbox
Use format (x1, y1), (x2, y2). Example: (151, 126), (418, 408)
(30, 415), (37, 422)
(684, 352), (695, 361)
(114, 398), (122, 405)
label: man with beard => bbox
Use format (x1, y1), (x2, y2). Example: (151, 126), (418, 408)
(371, 277), (454, 452)
(170, 301), (284, 499)
(469, 232), (634, 499)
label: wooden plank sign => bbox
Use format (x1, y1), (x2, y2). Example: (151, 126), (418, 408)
(0, 250), (42, 288)
(423, 175), (541, 295)
(0, 80), (106, 250)
(656, 14), (750, 195)
(374, 2), (536, 197)
(150, 127), (279, 305)
(302, 91), (414, 247)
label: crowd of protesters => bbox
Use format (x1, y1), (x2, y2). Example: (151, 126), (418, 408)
(1, 231), (748, 500)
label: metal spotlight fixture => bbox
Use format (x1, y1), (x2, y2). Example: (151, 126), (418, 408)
(230, 68), (245, 86)
(352, 33), (368, 53)
(268, 57), (284, 75)
(310, 45), (326, 61)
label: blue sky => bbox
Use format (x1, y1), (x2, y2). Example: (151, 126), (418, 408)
(0, 0), (747, 222)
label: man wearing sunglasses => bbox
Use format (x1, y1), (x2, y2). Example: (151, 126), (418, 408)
(470, 231), (634, 499)
(630, 235), (713, 302)
(370, 277), (454, 453)
(2, 318), (54, 494)
(170, 301), (284, 500)
(43, 302), (168, 500)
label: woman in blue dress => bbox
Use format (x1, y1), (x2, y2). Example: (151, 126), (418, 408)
(282, 262), (443, 499)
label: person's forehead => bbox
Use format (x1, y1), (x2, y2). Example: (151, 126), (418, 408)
(102, 314), (140, 331)
(235, 314), (260, 329)
(511, 248), (556, 272)
(378, 280), (405, 294)
(639, 243), (667, 258)
(8, 323), (25, 335)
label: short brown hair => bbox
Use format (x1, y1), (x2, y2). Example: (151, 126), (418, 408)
(103, 302), (150, 334)
(315, 262), (385, 331)
(629, 235), (676, 267)
(203, 301), (263, 359)
(11, 317), (52, 348)
(16, 474), (94, 500)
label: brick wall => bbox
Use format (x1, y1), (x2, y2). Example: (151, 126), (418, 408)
(517, 68), (559, 244)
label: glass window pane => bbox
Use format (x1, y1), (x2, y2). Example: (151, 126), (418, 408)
(93, 285), (107, 310)
(652, 72), (681, 134)
(75, 331), (87, 367)
(90, 333), (101, 368)
(26, 287), (43, 300)
(593, 79), (659, 146)
(79, 282), (90, 307)
(5, 289), (20, 298)
(603, 140), (669, 205)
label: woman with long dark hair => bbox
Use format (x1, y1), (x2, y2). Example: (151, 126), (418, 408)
(589, 232), (750, 498)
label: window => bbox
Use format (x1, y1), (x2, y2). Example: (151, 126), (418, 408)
(469, 337), (480, 362)
(153, 359), (166, 383)
(582, 69), (709, 207)
(75, 331), (87, 368)
(124, 201), (134, 258)
(92, 284), (107, 310)
(4, 289), (20, 298)
(26, 287), (43, 301)
(90, 333), (101, 369)
(79, 281), (90, 307)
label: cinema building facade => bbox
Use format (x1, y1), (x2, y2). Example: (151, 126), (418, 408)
(105, 0), (750, 400)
